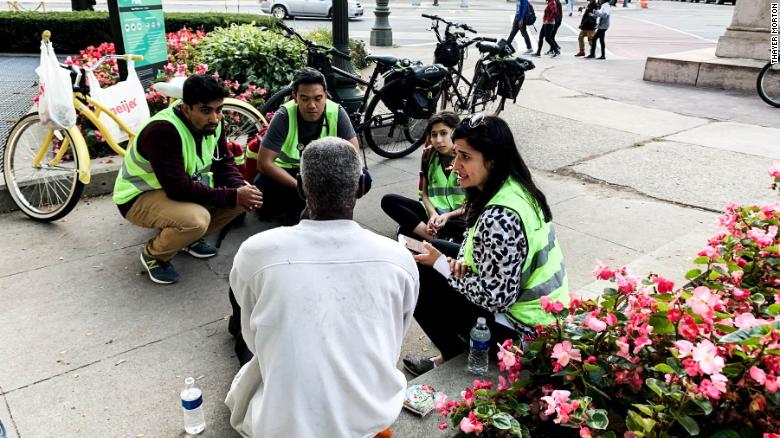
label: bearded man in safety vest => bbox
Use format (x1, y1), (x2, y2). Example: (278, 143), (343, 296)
(254, 67), (360, 225)
(113, 75), (263, 285)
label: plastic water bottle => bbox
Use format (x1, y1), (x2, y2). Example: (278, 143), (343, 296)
(0, 418), (7, 438)
(467, 317), (490, 375)
(181, 377), (206, 435)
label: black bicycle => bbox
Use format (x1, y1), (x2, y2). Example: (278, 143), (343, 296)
(424, 14), (535, 117)
(757, 62), (780, 108)
(260, 21), (447, 158)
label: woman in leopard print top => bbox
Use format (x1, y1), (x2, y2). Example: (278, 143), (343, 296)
(403, 115), (560, 377)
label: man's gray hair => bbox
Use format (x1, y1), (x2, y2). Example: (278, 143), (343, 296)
(300, 137), (361, 214)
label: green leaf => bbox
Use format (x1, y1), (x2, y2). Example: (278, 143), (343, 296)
(750, 293), (766, 304)
(652, 364), (675, 374)
(719, 321), (779, 344)
(627, 410), (656, 433)
(645, 378), (665, 397)
(586, 409), (610, 430)
(766, 303), (780, 316)
(491, 412), (513, 430)
(714, 323), (737, 334)
(693, 256), (710, 264)
(649, 313), (675, 335)
(583, 363), (603, 373)
(685, 269), (702, 280)
(474, 404), (495, 417)
(709, 431), (740, 438)
(633, 403), (654, 416)
(691, 397), (713, 415)
(673, 412), (700, 436)
(722, 363), (744, 377)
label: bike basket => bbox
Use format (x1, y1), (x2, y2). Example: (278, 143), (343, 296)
(434, 40), (460, 68)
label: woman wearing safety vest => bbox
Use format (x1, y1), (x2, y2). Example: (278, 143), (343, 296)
(380, 111), (466, 242)
(404, 114), (570, 376)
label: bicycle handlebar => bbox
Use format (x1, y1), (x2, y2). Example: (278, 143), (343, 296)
(421, 13), (477, 33)
(275, 20), (351, 60)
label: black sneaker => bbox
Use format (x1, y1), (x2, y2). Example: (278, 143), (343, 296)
(402, 355), (436, 377)
(140, 253), (180, 284)
(182, 238), (218, 259)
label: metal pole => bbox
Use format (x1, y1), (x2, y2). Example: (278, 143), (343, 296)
(370, 0), (392, 47)
(332, 0), (363, 113)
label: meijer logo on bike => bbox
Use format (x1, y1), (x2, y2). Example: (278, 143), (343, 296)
(111, 98), (138, 115)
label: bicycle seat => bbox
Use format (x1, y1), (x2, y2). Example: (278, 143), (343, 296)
(476, 41), (513, 57)
(152, 76), (186, 99)
(366, 55), (399, 66)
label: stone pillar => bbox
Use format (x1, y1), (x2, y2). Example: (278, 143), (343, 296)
(370, 0), (392, 47)
(715, 0), (772, 61)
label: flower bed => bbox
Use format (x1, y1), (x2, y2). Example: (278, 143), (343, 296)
(435, 166), (780, 437)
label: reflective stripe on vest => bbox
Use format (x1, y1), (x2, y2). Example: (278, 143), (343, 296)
(113, 107), (221, 205)
(234, 151), (246, 166)
(425, 152), (465, 214)
(274, 99), (340, 169)
(462, 177), (569, 327)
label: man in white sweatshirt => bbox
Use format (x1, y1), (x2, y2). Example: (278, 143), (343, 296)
(225, 137), (420, 438)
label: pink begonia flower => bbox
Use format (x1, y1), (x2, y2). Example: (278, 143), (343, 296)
(750, 366), (767, 385)
(585, 313), (607, 332)
(497, 342), (517, 368)
(497, 375), (510, 391)
(674, 340), (694, 358)
(592, 262), (615, 280)
(438, 421), (448, 430)
(459, 411), (484, 435)
(734, 313), (767, 329)
(616, 336), (631, 360)
(769, 161), (780, 179)
(540, 390), (573, 422)
(434, 393), (448, 415)
(747, 226), (778, 248)
(633, 336), (652, 354)
(615, 273), (638, 294)
(551, 341), (581, 368)
(540, 296), (565, 313)
(605, 313), (618, 326)
(766, 375), (779, 393)
(195, 63), (208, 75)
(732, 288), (750, 300)
(580, 426), (592, 438)
(700, 375), (727, 400)
(654, 276), (675, 294)
(667, 308), (682, 323)
(692, 339), (725, 376)
(698, 245), (719, 258)
(686, 286), (719, 319)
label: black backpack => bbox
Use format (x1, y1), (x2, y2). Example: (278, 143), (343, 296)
(523, 3), (537, 26)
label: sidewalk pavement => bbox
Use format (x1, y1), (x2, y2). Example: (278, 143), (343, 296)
(1, 14), (779, 438)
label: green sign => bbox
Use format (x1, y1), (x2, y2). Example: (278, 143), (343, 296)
(108, 0), (167, 85)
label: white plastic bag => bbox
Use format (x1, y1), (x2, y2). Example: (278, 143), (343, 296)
(36, 40), (77, 129)
(86, 60), (150, 143)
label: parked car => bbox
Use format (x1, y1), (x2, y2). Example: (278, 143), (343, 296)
(260, 0), (364, 19)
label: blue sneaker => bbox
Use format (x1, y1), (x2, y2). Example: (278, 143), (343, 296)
(182, 238), (218, 259)
(140, 253), (180, 285)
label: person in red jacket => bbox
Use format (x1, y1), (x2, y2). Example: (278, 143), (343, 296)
(533, 0), (561, 58)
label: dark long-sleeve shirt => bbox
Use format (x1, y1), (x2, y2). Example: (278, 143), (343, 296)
(117, 107), (246, 217)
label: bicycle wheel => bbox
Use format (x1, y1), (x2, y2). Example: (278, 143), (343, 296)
(439, 75), (471, 115)
(469, 73), (506, 116)
(222, 99), (267, 150)
(2, 112), (84, 221)
(363, 93), (427, 159)
(757, 63), (780, 108)
(259, 86), (293, 116)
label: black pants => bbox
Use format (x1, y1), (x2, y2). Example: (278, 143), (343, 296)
(590, 29), (607, 57)
(507, 18), (532, 50)
(228, 287), (253, 365)
(253, 169), (305, 225)
(380, 194), (465, 242)
(414, 263), (521, 360)
(536, 23), (560, 55)
(551, 21), (562, 49)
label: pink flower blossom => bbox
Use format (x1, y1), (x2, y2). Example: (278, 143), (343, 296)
(633, 336), (652, 354)
(732, 288), (750, 301)
(615, 272), (639, 294)
(438, 421), (448, 430)
(593, 262), (615, 280)
(605, 313), (618, 326)
(434, 393), (448, 415)
(551, 341), (581, 369)
(747, 226), (778, 248)
(459, 411), (484, 435)
(692, 339), (725, 376)
(769, 161), (780, 179)
(654, 276), (675, 294)
(585, 313), (607, 332)
(540, 296), (565, 313)
(540, 390), (579, 424)
(667, 308), (682, 323)
(750, 366), (767, 385)
(580, 426), (592, 438)
(675, 340), (694, 359)
(766, 375), (779, 393)
(497, 342), (517, 369)
(735, 313), (766, 329)
(698, 245), (719, 259)
(686, 286), (720, 320)
(700, 375), (727, 400)
(195, 63), (208, 75)
(616, 336), (631, 360)
(497, 375), (510, 391)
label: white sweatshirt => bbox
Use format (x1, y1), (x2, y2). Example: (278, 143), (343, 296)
(225, 220), (419, 438)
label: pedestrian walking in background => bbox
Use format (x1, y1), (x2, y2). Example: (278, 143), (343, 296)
(549, 0), (563, 54)
(567, 0), (575, 16)
(506, 0), (534, 54)
(533, 0), (560, 58)
(575, 0), (598, 57)
(586, 0), (611, 59)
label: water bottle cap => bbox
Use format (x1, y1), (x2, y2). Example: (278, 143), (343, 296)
(477, 317), (486, 325)
(184, 377), (195, 385)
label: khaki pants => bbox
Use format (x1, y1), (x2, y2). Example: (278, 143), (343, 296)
(126, 190), (245, 262)
(578, 29), (596, 52)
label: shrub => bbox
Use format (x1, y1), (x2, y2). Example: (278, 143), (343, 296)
(0, 11), (275, 53)
(194, 23), (306, 95)
(302, 27), (370, 71)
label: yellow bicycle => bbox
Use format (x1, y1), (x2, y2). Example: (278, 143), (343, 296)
(2, 31), (267, 222)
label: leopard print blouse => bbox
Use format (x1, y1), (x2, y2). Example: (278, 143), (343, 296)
(448, 205), (529, 313)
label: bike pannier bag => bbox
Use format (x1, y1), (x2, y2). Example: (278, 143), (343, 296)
(434, 40), (460, 68)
